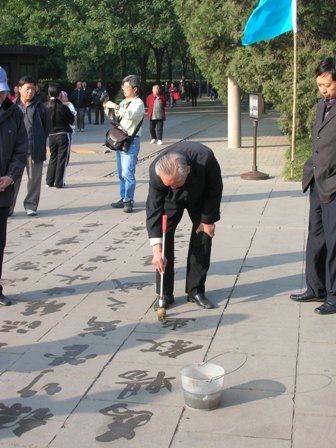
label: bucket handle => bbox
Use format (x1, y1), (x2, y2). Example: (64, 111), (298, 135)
(199, 350), (248, 376)
(208, 373), (225, 383)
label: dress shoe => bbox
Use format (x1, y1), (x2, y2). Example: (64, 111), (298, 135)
(154, 294), (174, 310)
(187, 293), (214, 309)
(0, 293), (12, 306)
(314, 302), (336, 315)
(290, 291), (325, 303)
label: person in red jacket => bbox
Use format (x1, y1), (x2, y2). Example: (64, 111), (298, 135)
(146, 85), (166, 146)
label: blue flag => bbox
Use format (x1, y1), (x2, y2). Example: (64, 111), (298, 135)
(242, 0), (297, 46)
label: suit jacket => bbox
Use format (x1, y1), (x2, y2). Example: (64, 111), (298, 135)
(302, 98), (336, 203)
(146, 141), (223, 239)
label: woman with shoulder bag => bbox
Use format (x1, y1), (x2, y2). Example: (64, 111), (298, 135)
(104, 75), (145, 213)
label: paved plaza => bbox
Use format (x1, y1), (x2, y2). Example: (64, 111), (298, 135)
(1, 100), (335, 447)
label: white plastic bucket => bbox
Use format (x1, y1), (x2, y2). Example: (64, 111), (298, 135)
(180, 362), (225, 410)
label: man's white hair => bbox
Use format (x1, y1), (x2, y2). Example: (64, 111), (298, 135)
(155, 153), (189, 179)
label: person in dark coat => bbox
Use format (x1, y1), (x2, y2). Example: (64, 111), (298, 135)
(10, 76), (52, 216)
(45, 83), (75, 189)
(290, 57), (336, 315)
(69, 81), (86, 131)
(0, 66), (28, 305)
(146, 141), (223, 311)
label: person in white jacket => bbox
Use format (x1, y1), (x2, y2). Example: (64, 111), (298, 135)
(104, 75), (144, 213)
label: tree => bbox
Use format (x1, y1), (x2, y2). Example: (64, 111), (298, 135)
(175, 0), (336, 138)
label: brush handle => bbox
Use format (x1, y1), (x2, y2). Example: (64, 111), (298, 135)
(159, 215), (168, 303)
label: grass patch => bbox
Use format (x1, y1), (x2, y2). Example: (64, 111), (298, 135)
(282, 136), (312, 181)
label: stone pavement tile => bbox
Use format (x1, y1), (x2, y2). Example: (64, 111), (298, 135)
(231, 270), (304, 303)
(225, 300), (300, 328)
(0, 416), (64, 448)
(3, 339), (118, 375)
(88, 360), (184, 406)
(40, 312), (138, 347)
(292, 413), (336, 448)
(295, 373), (336, 417)
(1, 369), (94, 424)
(48, 399), (182, 448)
(211, 321), (299, 357)
(299, 314), (336, 343)
(297, 341), (336, 375)
(137, 310), (223, 338)
(111, 331), (211, 367)
(179, 388), (293, 439)
(171, 431), (291, 448)
(205, 348), (296, 394)
(0, 352), (22, 373)
(0, 299), (83, 346)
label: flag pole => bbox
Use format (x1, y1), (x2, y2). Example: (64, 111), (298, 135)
(290, 22), (297, 179)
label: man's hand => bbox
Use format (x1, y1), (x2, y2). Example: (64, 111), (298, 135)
(0, 176), (13, 192)
(196, 223), (216, 238)
(152, 244), (166, 274)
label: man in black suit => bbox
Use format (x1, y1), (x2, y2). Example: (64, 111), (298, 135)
(146, 141), (223, 311)
(290, 57), (336, 314)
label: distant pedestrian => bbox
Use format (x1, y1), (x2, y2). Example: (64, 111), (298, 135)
(168, 83), (177, 107)
(92, 81), (107, 125)
(46, 84), (75, 189)
(82, 81), (92, 124)
(146, 85), (166, 146)
(69, 81), (86, 131)
(190, 82), (198, 107)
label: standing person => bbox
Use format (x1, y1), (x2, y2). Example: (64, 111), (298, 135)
(146, 141), (223, 311)
(104, 75), (145, 213)
(69, 81), (86, 131)
(190, 81), (198, 107)
(290, 57), (336, 315)
(146, 85), (166, 146)
(0, 67), (28, 306)
(92, 81), (106, 125)
(82, 81), (92, 125)
(10, 76), (52, 216)
(45, 84), (75, 189)
(168, 82), (177, 107)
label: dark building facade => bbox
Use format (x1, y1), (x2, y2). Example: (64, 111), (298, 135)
(0, 44), (48, 89)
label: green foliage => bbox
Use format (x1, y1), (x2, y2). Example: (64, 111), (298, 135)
(283, 137), (312, 181)
(175, 0), (336, 140)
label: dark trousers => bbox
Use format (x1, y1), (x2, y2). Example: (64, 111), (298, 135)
(305, 184), (336, 303)
(76, 108), (85, 130)
(149, 120), (163, 141)
(191, 95), (197, 106)
(156, 207), (212, 297)
(0, 207), (9, 293)
(46, 133), (72, 188)
(94, 105), (104, 124)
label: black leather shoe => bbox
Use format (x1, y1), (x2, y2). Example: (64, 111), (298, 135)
(290, 291), (325, 302)
(154, 294), (174, 310)
(0, 293), (12, 306)
(187, 293), (214, 309)
(314, 302), (336, 315)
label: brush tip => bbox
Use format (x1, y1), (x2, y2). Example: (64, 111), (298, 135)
(157, 307), (166, 322)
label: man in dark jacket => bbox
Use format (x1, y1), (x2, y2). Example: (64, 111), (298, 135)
(10, 76), (51, 216)
(146, 141), (223, 311)
(290, 57), (336, 314)
(69, 81), (86, 131)
(0, 67), (28, 305)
